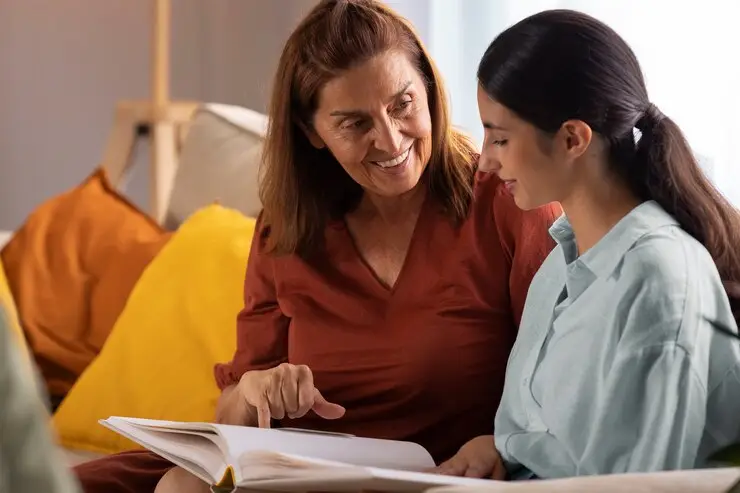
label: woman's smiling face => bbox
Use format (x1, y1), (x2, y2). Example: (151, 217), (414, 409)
(306, 50), (433, 198)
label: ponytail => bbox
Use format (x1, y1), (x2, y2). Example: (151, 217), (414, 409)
(632, 103), (740, 321)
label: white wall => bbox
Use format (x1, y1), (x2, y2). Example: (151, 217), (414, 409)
(0, 0), (316, 230)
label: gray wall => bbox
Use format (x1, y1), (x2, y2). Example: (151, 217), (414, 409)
(0, 0), (315, 230)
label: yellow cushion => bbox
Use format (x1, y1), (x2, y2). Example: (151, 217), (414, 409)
(52, 205), (256, 454)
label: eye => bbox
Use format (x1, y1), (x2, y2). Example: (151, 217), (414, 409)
(392, 98), (413, 116)
(491, 138), (508, 147)
(341, 119), (367, 131)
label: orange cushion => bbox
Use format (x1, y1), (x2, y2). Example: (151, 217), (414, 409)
(88, 235), (172, 351)
(0, 167), (170, 398)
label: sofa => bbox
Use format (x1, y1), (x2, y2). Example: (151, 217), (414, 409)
(0, 103), (267, 466)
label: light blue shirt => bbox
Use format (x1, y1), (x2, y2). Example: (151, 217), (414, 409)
(495, 200), (740, 479)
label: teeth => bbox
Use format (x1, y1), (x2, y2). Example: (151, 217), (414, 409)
(376, 148), (410, 168)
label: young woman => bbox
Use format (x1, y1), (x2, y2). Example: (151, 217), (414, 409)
(436, 9), (740, 481)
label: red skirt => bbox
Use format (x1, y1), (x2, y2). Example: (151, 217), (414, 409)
(74, 450), (174, 493)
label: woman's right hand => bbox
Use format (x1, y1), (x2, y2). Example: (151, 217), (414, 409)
(237, 363), (346, 428)
(432, 435), (506, 480)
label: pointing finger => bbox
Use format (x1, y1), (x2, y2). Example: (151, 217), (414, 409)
(311, 389), (346, 420)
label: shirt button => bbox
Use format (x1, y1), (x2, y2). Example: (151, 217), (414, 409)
(523, 377), (529, 386)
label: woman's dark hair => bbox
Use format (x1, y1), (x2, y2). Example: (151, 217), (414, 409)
(477, 9), (740, 316)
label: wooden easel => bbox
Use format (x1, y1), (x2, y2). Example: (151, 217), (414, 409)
(102, 0), (199, 224)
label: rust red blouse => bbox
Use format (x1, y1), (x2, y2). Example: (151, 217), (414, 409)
(214, 171), (561, 463)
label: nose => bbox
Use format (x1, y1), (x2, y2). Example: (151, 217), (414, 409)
(372, 116), (403, 156)
(478, 148), (501, 173)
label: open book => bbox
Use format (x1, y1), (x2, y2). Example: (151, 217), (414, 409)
(426, 467), (740, 493)
(100, 417), (502, 492)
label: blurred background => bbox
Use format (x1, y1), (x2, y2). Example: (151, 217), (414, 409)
(1, 0), (738, 230)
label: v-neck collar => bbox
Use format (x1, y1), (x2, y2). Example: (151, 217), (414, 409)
(343, 191), (431, 298)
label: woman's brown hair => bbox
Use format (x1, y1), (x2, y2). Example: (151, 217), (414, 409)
(259, 0), (477, 257)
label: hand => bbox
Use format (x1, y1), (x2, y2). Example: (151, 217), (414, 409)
(237, 363), (346, 428)
(432, 435), (506, 480)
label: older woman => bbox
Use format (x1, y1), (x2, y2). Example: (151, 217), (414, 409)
(74, 1), (561, 492)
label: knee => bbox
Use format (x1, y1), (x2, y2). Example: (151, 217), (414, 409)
(155, 467), (211, 493)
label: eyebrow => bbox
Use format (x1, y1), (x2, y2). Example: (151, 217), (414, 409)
(482, 121), (508, 131)
(329, 81), (413, 118)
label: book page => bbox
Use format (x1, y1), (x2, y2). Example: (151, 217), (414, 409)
(244, 450), (415, 478)
(366, 467), (506, 489)
(426, 467), (740, 493)
(235, 451), (363, 482)
(231, 453), (505, 491)
(107, 417), (220, 433)
(100, 418), (227, 484)
(211, 423), (435, 472)
(104, 417), (436, 482)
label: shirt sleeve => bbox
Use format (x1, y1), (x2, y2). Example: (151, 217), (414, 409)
(213, 213), (290, 390)
(575, 341), (706, 475)
(493, 185), (561, 325)
(506, 244), (710, 477)
(571, 243), (712, 474)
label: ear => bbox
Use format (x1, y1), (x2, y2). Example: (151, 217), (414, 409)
(558, 120), (592, 160)
(296, 118), (326, 149)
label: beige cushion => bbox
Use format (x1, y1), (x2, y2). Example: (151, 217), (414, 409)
(166, 103), (268, 228)
(0, 231), (12, 249)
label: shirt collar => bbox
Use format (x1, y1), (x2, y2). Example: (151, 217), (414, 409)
(548, 200), (680, 278)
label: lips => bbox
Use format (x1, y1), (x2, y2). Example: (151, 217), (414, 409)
(372, 147), (411, 168)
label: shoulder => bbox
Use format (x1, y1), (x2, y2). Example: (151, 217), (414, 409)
(612, 231), (690, 332)
(614, 225), (726, 345)
(249, 210), (280, 259)
(617, 224), (717, 293)
(617, 228), (688, 285)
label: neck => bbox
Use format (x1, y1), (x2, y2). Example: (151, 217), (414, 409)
(560, 171), (642, 256)
(355, 183), (427, 224)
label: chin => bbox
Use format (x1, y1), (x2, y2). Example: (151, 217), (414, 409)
(375, 176), (422, 197)
(512, 194), (540, 211)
